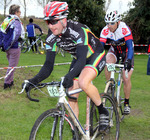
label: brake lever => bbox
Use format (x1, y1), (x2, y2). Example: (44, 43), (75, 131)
(18, 80), (29, 94)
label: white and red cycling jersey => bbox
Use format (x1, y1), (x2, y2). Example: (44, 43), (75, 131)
(100, 21), (134, 60)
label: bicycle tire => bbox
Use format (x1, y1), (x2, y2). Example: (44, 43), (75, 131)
(90, 93), (120, 140)
(20, 40), (29, 53)
(106, 81), (125, 122)
(29, 108), (79, 140)
(36, 38), (46, 54)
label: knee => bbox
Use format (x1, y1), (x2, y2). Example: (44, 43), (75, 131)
(123, 77), (131, 86)
(78, 79), (88, 91)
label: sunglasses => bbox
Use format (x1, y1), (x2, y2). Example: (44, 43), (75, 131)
(46, 20), (60, 25)
(106, 22), (116, 25)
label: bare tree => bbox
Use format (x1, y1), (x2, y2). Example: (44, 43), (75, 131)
(37, 0), (50, 8)
(105, 0), (111, 11)
(0, 0), (12, 17)
(19, 0), (30, 20)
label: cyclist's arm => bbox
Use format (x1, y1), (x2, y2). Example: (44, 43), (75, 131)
(34, 24), (42, 34)
(29, 50), (56, 85)
(125, 36), (134, 60)
(100, 38), (106, 47)
(65, 45), (88, 79)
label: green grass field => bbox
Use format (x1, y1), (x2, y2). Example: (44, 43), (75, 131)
(0, 51), (150, 140)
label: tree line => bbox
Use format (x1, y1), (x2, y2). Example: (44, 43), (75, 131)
(0, 0), (149, 44)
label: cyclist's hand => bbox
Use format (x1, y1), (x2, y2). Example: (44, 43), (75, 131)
(22, 81), (34, 92)
(62, 76), (73, 88)
(124, 59), (132, 72)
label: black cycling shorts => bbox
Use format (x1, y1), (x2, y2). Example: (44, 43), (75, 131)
(69, 50), (106, 78)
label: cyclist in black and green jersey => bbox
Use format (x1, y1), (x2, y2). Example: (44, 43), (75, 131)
(23, 1), (109, 132)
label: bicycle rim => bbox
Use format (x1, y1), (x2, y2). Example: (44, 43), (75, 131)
(90, 93), (120, 140)
(21, 41), (29, 53)
(29, 109), (79, 140)
(37, 40), (45, 54)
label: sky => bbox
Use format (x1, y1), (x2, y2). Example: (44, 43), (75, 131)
(0, 0), (134, 18)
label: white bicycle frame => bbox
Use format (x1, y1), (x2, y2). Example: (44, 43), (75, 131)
(58, 78), (98, 140)
(104, 63), (127, 112)
(19, 78), (99, 140)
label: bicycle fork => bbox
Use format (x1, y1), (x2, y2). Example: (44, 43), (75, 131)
(50, 103), (65, 140)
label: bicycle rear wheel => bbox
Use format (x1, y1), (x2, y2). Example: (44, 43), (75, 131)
(90, 93), (120, 140)
(29, 109), (79, 140)
(20, 40), (29, 53)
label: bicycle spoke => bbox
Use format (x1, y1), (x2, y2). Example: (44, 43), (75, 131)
(29, 109), (79, 140)
(90, 93), (120, 140)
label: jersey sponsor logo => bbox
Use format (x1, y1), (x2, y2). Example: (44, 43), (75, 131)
(98, 61), (106, 71)
(122, 28), (128, 35)
(102, 29), (109, 36)
(45, 44), (52, 50)
(77, 38), (83, 44)
(68, 27), (79, 38)
(46, 34), (55, 43)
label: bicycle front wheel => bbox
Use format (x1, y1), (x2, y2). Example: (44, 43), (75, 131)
(90, 93), (120, 140)
(29, 109), (79, 140)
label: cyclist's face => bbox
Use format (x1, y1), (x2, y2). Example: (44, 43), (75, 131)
(47, 19), (66, 35)
(106, 21), (119, 32)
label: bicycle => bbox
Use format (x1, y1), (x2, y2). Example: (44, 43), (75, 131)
(56, 47), (65, 57)
(19, 33), (46, 54)
(19, 77), (120, 140)
(104, 63), (128, 122)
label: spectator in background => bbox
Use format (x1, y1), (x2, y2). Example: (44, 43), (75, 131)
(147, 38), (150, 75)
(26, 18), (43, 53)
(0, 4), (24, 89)
(147, 38), (150, 53)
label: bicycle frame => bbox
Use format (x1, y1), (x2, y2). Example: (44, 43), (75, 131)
(27, 35), (43, 52)
(104, 63), (127, 121)
(19, 78), (99, 140)
(57, 82), (98, 140)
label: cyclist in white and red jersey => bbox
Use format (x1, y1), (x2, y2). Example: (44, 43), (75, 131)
(100, 10), (134, 115)
(23, 1), (109, 131)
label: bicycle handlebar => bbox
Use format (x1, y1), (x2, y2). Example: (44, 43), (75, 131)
(106, 63), (128, 78)
(19, 79), (77, 102)
(65, 88), (77, 100)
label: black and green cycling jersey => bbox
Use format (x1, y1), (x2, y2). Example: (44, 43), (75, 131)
(45, 20), (104, 58)
(29, 19), (105, 85)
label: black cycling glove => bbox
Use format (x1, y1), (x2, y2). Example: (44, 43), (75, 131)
(62, 76), (73, 88)
(124, 59), (132, 72)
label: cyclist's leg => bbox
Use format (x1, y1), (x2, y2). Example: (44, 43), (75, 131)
(122, 69), (133, 114)
(105, 47), (117, 80)
(33, 37), (37, 53)
(68, 79), (80, 119)
(78, 52), (109, 131)
(67, 59), (81, 119)
(29, 37), (34, 52)
(122, 57), (134, 115)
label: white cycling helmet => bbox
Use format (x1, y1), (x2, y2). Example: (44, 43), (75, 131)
(105, 10), (121, 23)
(44, 1), (69, 20)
